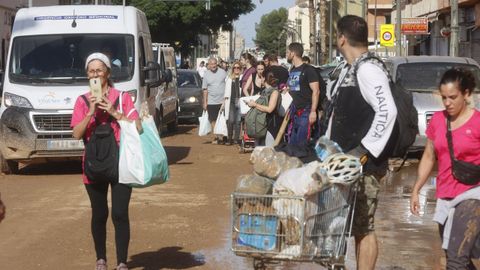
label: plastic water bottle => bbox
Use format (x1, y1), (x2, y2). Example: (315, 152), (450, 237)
(314, 136), (343, 161)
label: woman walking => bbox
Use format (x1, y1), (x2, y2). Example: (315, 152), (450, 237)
(71, 53), (141, 270)
(244, 61), (266, 96)
(224, 61), (243, 145)
(410, 68), (480, 269)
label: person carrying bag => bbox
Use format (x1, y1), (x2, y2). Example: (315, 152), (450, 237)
(71, 53), (141, 270)
(410, 68), (480, 269)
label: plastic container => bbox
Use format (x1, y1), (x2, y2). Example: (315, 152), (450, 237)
(314, 136), (343, 162)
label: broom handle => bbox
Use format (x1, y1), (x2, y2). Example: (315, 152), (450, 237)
(274, 110), (290, 147)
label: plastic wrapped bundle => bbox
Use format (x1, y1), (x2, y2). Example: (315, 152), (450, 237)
(253, 149), (304, 180)
(250, 146), (273, 165)
(235, 174), (274, 195)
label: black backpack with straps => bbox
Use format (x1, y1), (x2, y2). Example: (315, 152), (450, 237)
(354, 56), (418, 160)
(81, 95), (120, 183)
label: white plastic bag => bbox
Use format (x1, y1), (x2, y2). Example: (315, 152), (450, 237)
(213, 107), (228, 137)
(278, 92), (293, 116)
(118, 97), (169, 187)
(118, 117), (169, 187)
(198, 110), (211, 136)
(239, 95), (260, 115)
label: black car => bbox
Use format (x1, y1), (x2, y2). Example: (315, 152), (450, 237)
(177, 69), (203, 123)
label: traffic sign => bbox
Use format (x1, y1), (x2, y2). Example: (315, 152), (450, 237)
(380, 24), (395, 47)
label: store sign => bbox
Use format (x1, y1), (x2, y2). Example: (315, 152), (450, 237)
(401, 17), (429, 34)
(380, 24), (395, 47)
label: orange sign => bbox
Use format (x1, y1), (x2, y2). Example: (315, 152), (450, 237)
(401, 17), (429, 35)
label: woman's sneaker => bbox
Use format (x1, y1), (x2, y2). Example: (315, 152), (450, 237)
(95, 259), (107, 270)
(116, 263), (128, 270)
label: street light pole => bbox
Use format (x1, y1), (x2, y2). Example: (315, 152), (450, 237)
(395, 0), (402, 56)
(450, 0), (459, 56)
(373, 0), (378, 53)
(309, 0), (317, 65)
(328, 0), (333, 62)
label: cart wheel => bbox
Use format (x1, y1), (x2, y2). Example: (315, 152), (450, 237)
(253, 258), (267, 270)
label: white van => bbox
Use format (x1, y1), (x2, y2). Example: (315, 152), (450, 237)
(0, 5), (165, 173)
(152, 43), (178, 132)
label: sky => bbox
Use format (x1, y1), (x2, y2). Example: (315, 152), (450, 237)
(234, 0), (295, 48)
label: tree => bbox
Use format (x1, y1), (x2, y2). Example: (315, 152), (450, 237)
(113, 0), (254, 56)
(254, 8), (288, 57)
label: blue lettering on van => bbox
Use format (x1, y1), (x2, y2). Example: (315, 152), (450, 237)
(34, 15), (118, 21)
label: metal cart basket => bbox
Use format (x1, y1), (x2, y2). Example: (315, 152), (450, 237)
(231, 182), (357, 270)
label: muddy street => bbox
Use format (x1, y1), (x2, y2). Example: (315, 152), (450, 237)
(0, 125), (471, 269)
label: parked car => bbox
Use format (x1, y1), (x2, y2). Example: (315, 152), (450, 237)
(177, 69), (203, 123)
(152, 43), (179, 132)
(384, 56), (480, 152)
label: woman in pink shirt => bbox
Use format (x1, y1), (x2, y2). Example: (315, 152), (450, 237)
(71, 53), (140, 270)
(410, 68), (480, 268)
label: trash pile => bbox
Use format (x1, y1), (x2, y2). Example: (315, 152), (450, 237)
(232, 136), (362, 259)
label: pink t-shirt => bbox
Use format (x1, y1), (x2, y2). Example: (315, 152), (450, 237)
(426, 110), (480, 199)
(70, 88), (139, 184)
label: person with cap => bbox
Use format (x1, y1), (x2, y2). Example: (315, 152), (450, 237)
(71, 52), (141, 270)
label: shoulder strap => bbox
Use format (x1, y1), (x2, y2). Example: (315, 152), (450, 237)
(353, 55), (392, 83)
(80, 94), (89, 109)
(446, 117), (457, 162)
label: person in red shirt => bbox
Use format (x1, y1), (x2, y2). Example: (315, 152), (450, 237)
(71, 52), (140, 270)
(411, 68), (480, 268)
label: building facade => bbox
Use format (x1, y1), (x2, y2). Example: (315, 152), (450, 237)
(392, 0), (480, 63)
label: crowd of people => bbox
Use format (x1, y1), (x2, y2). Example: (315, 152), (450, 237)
(0, 14), (478, 270)
(198, 15), (480, 270)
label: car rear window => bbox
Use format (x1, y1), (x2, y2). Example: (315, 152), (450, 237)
(396, 62), (480, 92)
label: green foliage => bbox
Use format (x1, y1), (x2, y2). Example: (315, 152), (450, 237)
(254, 8), (288, 57)
(112, 0), (254, 56)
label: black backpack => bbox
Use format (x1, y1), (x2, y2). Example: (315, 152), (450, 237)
(354, 56), (418, 159)
(81, 95), (120, 183)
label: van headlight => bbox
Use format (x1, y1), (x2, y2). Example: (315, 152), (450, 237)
(185, 96), (198, 103)
(4, 93), (33, 108)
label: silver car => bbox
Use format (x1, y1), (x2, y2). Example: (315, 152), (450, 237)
(384, 56), (480, 151)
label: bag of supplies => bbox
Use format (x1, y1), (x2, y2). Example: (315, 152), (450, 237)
(118, 98), (169, 187)
(198, 110), (211, 136)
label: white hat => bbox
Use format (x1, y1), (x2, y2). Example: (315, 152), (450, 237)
(85, 52), (111, 69)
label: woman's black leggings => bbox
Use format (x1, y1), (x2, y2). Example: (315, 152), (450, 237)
(85, 182), (132, 265)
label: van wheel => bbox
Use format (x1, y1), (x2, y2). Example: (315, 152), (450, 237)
(0, 154), (19, 175)
(167, 106), (178, 133)
(154, 108), (163, 136)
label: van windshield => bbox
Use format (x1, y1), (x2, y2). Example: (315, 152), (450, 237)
(396, 62), (480, 92)
(8, 34), (134, 85)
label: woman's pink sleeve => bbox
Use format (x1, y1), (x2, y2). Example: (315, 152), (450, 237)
(71, 96), (87, 128)
(122, 93), (139, 120)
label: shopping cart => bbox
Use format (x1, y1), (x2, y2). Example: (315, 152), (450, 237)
(231, 182), (357, 270)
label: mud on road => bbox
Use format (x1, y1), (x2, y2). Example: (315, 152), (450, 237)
(0, 125), (474, 269)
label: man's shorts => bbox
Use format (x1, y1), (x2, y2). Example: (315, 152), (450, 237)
(207, 104), (222, 122)
(351, 174), (380, 237)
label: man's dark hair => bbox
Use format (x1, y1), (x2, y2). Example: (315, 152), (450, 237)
(288, 42), (304, 57)
(337, 15), (368, 47)
(267, 54), (278, 63)
(263, 54), (269, 61)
